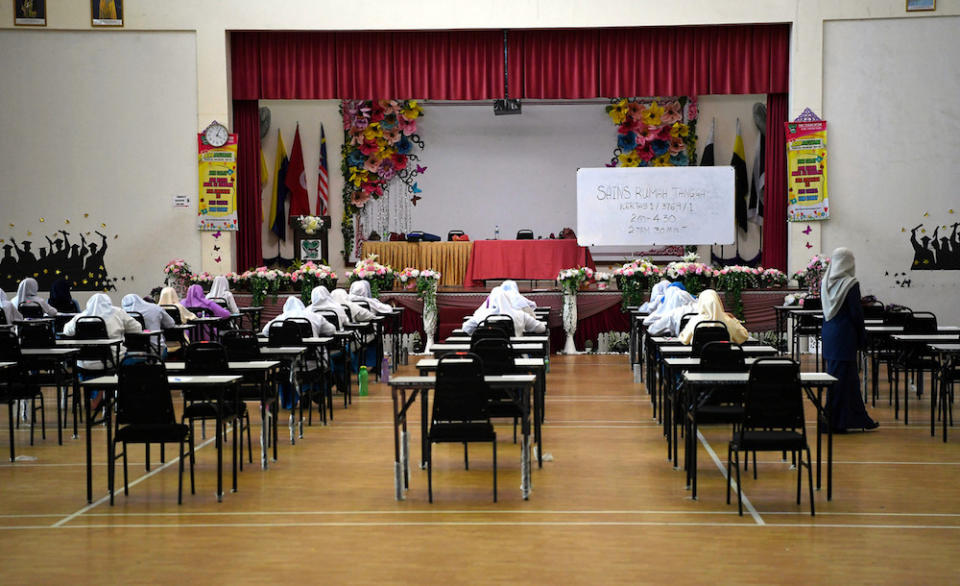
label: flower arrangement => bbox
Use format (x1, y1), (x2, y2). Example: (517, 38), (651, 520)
(290, 261), (338, 305)
(759, 268), (788, 288)
(297, 215), (325, 236)
(797, 254), (831, 295)
(396, 267), (421, 289)
(665, 261), (715, 296)
(606, 96), (698, 168)
(715, 265), (763, 319)
(416, 269), (441, 318)
(557, 266), (594, 294)
(163, 258), (193, 295)
(340, 99), (427, 261)
(241, 266), (286, 306)
(594, 271), (612, 290)
(346, 254), (395, 297)
(612, 258), (662, 308)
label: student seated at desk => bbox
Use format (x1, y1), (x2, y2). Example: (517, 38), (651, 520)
(308, 286), (348, 328)
(182, 284), (231, 319)
(499, 280), (537, 316)
(63, 293), (142, 370)
(0, 288), (23, 324)
(206, 275), (240, 314)
(12, 277), (58, 316)
(48, 278), (80, 313)
(639, 279), (670, 313)
(678, 289), (749, 344)
(642, 282), (696, 336)
(121, 293), (175, 355)
(262, 296), (335, 337)
(347, 280), (393, 314)
(462, 287), (546, 337)
(332, 289), (375, 322)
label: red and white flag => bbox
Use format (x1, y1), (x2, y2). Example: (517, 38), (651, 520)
(317, 124), (329, 216)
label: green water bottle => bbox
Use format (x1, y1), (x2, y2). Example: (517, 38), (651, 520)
(358, 365), (369, 397)
(544, 357), (550, 374)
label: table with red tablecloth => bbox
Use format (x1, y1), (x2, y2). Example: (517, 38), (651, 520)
(462, 239), (595, 287)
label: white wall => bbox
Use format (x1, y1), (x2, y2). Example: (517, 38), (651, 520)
(822, 16), (960, 323)
(0, 30), (198, 302)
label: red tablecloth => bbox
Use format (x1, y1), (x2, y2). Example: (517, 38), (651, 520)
(462, 240), (595, 286)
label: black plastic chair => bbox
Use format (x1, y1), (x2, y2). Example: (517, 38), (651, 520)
(480, 315), (514, 338)
(112, 354), (194, 505)
(791, 297), (822, 367)
(862, 300), (885, 320)
(268, 321), (329, 424)
(727, 357), (814, 516)
(18, 320), (55, 348)
(18, 302), (43, 319)
(471, 324), (510, 347)
(690, 321), (730, 357)
(892, 311), (940, 423)
(678, 312), (699, 335)
(447, 230), (465, 241)
(75, 316), (118, 374)
(427, 354), (497, 503)
(221, 329), (261, 362)
(516, 229), (534, 240)
(126, 311), (146, 330)
(471, 337), (523, 442)
(0, 331), (46, 458)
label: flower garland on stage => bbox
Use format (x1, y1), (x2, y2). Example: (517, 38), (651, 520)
(339, 99), (426, 261)
(605, 97), (698, 167)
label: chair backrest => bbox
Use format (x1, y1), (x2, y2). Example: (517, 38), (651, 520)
(678, 312), (698, 334)
(447, 230), (464, 241)
(904, 311), (937, 334)
(268, 320), (303, 347)
(691, 321), (730, 356)
(315, 309), (340, 330)
(184, 341), (229, 373)
(124, 332), (160, 358)
(286, 317), (314, 339)
(161, 305), (182, 325)
(126, 311), (146, 329)
(116, 354), (176, 426)
(699, 341), (746, 372)
(480, 315), (514, 337)
(221, 329), (261, 361)
(186, 306), (213, 319)
(433, 354), (489, 423)
(797, 297), (822, 329)
(470, 337), (513, 375)
(0, 309), (6, 325)
(0, 330), (23, 362)
(209, 297), (228, 310)
(862, 300), (885, 320)
(884, 307), (912, 327)
(743, 358), (804, 431)
(76, 316), (108, 340)
(340, 304), (353, 321)
(17, 302), (43, 319)
(471, 324), (510, 345)
(516, 229), (534, 240)
(18, 320), (55, 348)
(802, 297), (822, 310)
(353, 299), (371, 311)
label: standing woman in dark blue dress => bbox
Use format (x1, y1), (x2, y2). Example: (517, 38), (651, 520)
(821, 247), (878, 432)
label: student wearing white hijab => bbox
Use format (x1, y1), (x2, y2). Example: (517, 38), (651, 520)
(499, 280), (537, 316)
(820, 247), (877, 432)
(307, 286), (348, 329)
(0, 288), (23, 324)
(463, 287), (546, 337)
(678, 289), (749, 344)
(348, 280), (393, 314)
(331, 288), (375, 322)
(63, 293), (142, 369)
(206, 275), (240, 314)
(639, 279), (670, 313)
(12, 277), (58, 316)
(262, 295), (335, 337)
(643, 283), (696, 336)
(122, 293), (176, 354)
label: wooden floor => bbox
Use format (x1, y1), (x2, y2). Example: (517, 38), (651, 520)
(1, 354), (959, 583)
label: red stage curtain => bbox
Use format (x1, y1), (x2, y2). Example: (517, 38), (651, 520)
(598, 27), (712, 97)
(762, 93), (788, 271)
(710, 24), (790, 95)
(230, 32), (261, 100)
(233, 100), (263, 271)
(260, 32), (338, 99)
(516, 29), (599, 99)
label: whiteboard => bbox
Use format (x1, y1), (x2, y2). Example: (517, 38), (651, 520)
(576, 167), (735, 246)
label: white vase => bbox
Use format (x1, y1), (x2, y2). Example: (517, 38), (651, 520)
(561, 290), (578, 354)
(422, 303), (437, 354)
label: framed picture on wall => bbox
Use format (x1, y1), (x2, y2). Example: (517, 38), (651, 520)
(906, 0), (935, 11)
(91, 0), (122, 27)
(14, 0), (46, 26)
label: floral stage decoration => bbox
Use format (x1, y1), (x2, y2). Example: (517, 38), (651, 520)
(792, 254), (831, 295)
(396, 267), (421, 289)
(290, 261), (338, 305)
(168, 260), (337, 307)
(345, 254), (395, 297)
(664, 260), (716, 296)
(297, 215), (325, 236)
(340, 99), (426, 261)
(163, 258), (192, 296)
(556, 266), (595, 354)
(613, 258), (662, 308)
(605, 97), (698, 168)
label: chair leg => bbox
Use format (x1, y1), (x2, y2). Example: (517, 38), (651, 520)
(463, 443), (469, 470)
(8, 401), (16, 462)
(145, 444), (151, 471)
(753, 451), (758, 479)
(796, 450), (802, 505)
(38, 394), (45, 441)
(806, 446), (815, 516)
(246, 411), (252, 464)
(189, 432), (196, 495)
(178, 439), (185, 505)
(427, 441), (433, 503)
(726, 447), (733, 505)
(122, 442), (129, 496)
(735, 449), (743, 516)
(492, 439), (498, 503)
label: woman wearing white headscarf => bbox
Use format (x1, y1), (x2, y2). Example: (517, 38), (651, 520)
(206, 275), (240, 314)
(821, 248), (877, 432)
(0, 288), (23, 324)
(12, 277), (58, 316)
(348, 280), (393, 314)
(307, 286), (348, 329)
(643, 283), (696, 336)
(331, 288), (375, 322)
(262, 296), (335, 337)
(63, 293), (142, 369)
(678, 289), (749, 344)
(122, 293), (176, 354)
(499, 280), (537, 316)
(639, 279), (670, 313)
(463, 287), (546, 337)
(158, 287), (197, 324)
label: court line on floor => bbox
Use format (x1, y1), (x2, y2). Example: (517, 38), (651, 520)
(697, 430), (764, 525)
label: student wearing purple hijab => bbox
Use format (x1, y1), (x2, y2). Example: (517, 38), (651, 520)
(182, 284), (231, 318)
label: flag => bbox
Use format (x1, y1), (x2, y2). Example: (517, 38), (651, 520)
(317, 124), (329, 217)
(731, 118), (748, 232)
(748, 103), (766, 225)
(259, 147), (268, 191)
(285, 124), (310, 219)
(269, 129), (289, 240)
(700, 117), (715, 166)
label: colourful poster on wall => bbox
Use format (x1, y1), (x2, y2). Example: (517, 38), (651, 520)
(197, 134), (238, 231)
(785, 120), (828, 221)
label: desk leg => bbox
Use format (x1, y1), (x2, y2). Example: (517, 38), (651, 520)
(535, 369), (544, 468)
(392, 387), (403, 500)
(216, 408), (223, 502)
(85, 390), (92, 503)
(105, 392), (113, 505)
(72, 365), (80, 440)
(815, 391), (822, 491)
(420, 388), (428, 470)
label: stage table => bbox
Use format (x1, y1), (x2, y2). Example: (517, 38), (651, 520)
(463, 239), (594, 286)
(360, 241), (472, 287)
